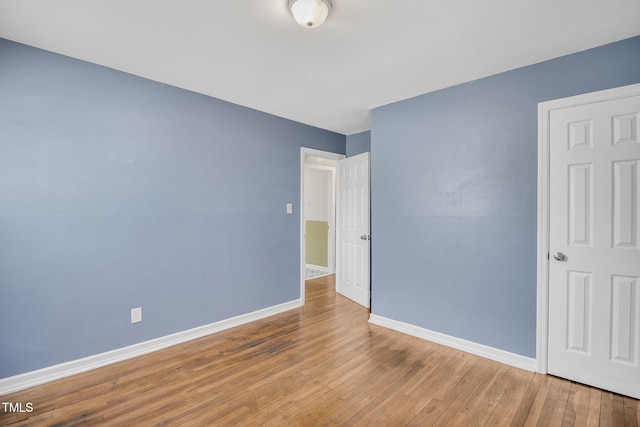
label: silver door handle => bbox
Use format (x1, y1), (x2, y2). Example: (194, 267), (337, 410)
(360, 235), (371, 241)
(553, 252), (566, 261)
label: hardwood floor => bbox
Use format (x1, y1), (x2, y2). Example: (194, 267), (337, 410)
(1, 275), (638, 426)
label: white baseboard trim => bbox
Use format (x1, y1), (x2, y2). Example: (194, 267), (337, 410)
(0, 299), (302, 395)
(368, 313), (536, 372)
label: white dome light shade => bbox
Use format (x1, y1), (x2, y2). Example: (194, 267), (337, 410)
(289, 0), (332, 28)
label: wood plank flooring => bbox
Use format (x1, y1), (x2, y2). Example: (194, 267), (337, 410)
(1, 275), (638, 426)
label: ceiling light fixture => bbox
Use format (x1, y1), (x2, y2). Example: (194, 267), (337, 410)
(289, 0), (332, 28)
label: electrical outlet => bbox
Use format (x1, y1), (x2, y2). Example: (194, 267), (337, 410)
(286, 203), (293, 214)
(131, 307), (142, 324)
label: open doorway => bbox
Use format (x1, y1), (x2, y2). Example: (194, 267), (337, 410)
(304, 164), (334, 279)
(300, 148), (345, 304)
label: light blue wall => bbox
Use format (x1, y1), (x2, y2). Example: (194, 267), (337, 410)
(0, 39), (345, 378)
(371, 36), (640, 358)
(346, 131), (371, 157)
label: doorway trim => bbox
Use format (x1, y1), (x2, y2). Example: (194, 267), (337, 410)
(300, 147), (345, 304)
(536, 83), (640, 374)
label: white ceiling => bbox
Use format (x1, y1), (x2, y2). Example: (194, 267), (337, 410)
(1, 0), (639, 135)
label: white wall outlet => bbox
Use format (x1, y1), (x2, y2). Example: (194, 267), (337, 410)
(286, 203), (293, 214)
(131, 307), (142, 324)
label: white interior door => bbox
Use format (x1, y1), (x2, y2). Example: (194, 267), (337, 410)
(548, 91), (640, 398)
(336, 152), (370, 308)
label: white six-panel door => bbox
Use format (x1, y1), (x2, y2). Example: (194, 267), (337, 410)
(547, 91), (640, 398)
(336, 152), (370, 308)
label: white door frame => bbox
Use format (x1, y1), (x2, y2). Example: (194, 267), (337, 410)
(300, 147), (345, 305)
(536, 83), (640, 373)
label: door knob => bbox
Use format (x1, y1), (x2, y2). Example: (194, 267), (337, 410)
(360, 235), (371, 241)
(553, 252), (566, 261)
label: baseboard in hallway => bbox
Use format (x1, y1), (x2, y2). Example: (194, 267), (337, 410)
(305, 267), (329, 279)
